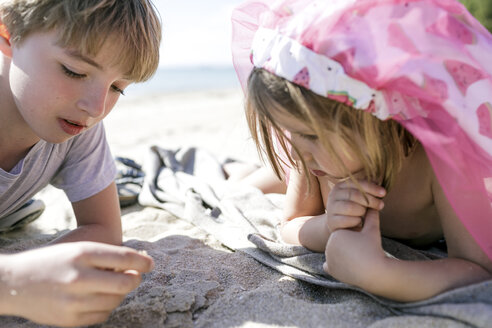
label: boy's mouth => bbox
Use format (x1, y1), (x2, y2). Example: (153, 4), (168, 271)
(64, 119), (85, 127)
(58, 118), (86, 136)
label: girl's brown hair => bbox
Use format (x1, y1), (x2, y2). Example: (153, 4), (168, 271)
(246, 68), (417, 191)
(0, 0), (161, 82)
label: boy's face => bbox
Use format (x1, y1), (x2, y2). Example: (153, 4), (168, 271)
(270, 107), (364, 183)
(7, 30), (131, 143)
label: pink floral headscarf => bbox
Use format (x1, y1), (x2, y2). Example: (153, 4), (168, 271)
(231, 0), (492, 260)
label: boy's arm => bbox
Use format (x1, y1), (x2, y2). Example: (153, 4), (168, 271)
(0, 242), (153, 326)
(51, 182), (122, 245)
(324, 175), (492, 302)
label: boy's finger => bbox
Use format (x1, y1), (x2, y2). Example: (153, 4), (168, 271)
(77, 269), (143, 294)
(74, 311), (113, 327)
(72, 293), (125, 312)
(83, 244), (154, 273)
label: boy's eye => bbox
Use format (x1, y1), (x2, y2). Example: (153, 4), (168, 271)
(61, 65), (86, 78)
(62, 64), (125, 96)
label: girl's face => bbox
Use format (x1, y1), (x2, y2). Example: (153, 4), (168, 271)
(270, 107), (365, 183)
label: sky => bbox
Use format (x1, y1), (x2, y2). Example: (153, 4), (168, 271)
(154, 0), (245, 68)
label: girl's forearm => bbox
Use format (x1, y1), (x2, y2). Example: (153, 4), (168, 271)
(280, 214), (329, 252)
(363, 257), (492, 302)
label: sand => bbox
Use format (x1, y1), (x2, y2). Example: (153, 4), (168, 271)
(1, 88), (352, 328)
(2, 88), (487, 328)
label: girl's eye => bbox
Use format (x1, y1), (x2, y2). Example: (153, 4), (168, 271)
(111, 85), (125, 96)
(328, 175), (350, 183)
(299, 133), (318, 141)
(61, 65), (86, 79)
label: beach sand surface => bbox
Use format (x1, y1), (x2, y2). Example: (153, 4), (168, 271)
(2, 89), (375, 328)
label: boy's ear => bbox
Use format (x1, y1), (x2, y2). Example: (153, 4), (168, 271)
(0, 22), (12, 58)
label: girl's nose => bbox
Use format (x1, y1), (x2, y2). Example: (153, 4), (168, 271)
(289, 136), (313, 162)
(76, 87), (107, 118)
(290, 146), (300, 161)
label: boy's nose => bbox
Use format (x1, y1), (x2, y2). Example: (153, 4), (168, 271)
(76, 88), (107, 118)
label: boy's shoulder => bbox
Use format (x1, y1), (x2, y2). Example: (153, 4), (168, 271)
(63, 122), (108, 154)
(0, 122), (114, 216)
(29, 122), (108, 161)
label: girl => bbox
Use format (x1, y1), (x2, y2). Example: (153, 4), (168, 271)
(231, 0), (492, 302)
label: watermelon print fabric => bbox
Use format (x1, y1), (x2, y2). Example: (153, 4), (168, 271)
(232, 0), (492, 260)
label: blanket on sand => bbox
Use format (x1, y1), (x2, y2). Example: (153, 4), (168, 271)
(137, 145), (492, 328)
(1, 145), (490, 328)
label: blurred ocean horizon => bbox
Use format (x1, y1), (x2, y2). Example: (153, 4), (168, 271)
(123, 66), (241, 99)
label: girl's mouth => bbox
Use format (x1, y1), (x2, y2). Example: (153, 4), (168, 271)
(310, 169), (327, 177)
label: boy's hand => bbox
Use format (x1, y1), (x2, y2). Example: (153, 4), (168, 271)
(1, 242), (153, 327)
(324, 179), (385, 234)
(323, 209), (388, 288)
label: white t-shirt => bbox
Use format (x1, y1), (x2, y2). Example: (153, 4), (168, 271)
(0, 122), (117, 218)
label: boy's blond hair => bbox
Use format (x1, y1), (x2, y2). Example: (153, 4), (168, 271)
(246, 68), (417, 191)
(0, 0), (161, 82)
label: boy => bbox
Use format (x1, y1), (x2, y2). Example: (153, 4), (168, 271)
(0, 0), (161, 326)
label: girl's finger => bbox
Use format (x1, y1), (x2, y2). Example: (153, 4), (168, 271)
(362, 209), (381, 234)
(326, 215), (362, 233)
(334, 188), (384, 210)
(332, 200), (368, 217)
(336, 179), (386, 198)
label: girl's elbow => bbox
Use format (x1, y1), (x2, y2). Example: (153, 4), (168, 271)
(278, 219), (300, 245)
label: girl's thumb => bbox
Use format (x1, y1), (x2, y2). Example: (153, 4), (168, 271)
(363, 209), (380, 232)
